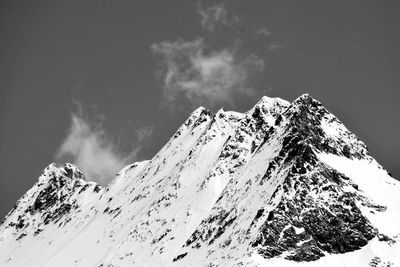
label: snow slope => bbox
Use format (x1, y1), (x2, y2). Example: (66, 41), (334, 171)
(1, 94), (399, 267)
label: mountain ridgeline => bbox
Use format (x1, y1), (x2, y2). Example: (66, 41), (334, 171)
(1, 94), (399, 266)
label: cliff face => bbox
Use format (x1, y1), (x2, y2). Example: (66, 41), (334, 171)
(1, 94), (399, 267)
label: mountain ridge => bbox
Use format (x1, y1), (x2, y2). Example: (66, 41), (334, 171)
(1, 94), (399, 267)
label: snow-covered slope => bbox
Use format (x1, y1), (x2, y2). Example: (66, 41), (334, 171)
(1, 94), (399, 267)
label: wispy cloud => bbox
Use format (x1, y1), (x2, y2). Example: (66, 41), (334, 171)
(269, 43), (283, 52)
(55, 108), (152, 185)
(255, 27), (285, 53)
(196, 2), (231, 31)
(256, 27), (272, 38)
(151, 38), (264, 110)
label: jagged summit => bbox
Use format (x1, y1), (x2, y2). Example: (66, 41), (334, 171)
(255, 95), (290, 107)
(294, 92), (314, 101)
(41, 162), (85, 179)
(1, 94), (399, 267)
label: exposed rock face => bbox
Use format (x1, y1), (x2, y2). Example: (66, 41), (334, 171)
(1, 94), (399, 267)
(250, 164), (378, 261)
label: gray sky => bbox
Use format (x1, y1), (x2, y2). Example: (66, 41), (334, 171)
(1, 0), (399, 218)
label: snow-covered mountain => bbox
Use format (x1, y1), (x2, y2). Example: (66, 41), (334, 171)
(1, 94), (399, 267)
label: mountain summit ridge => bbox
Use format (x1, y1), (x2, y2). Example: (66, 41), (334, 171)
(1, 94), (399, 267)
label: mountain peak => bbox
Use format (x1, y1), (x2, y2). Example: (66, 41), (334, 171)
(292, 93), (323, 108)
(191, 106), (209, 116)
(252, 95), (290, 113)
(258, 95), (290, 106)
(63, 163), (86, 180)
(295, 92), (313, 101)
(40, 163), (86, 182)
